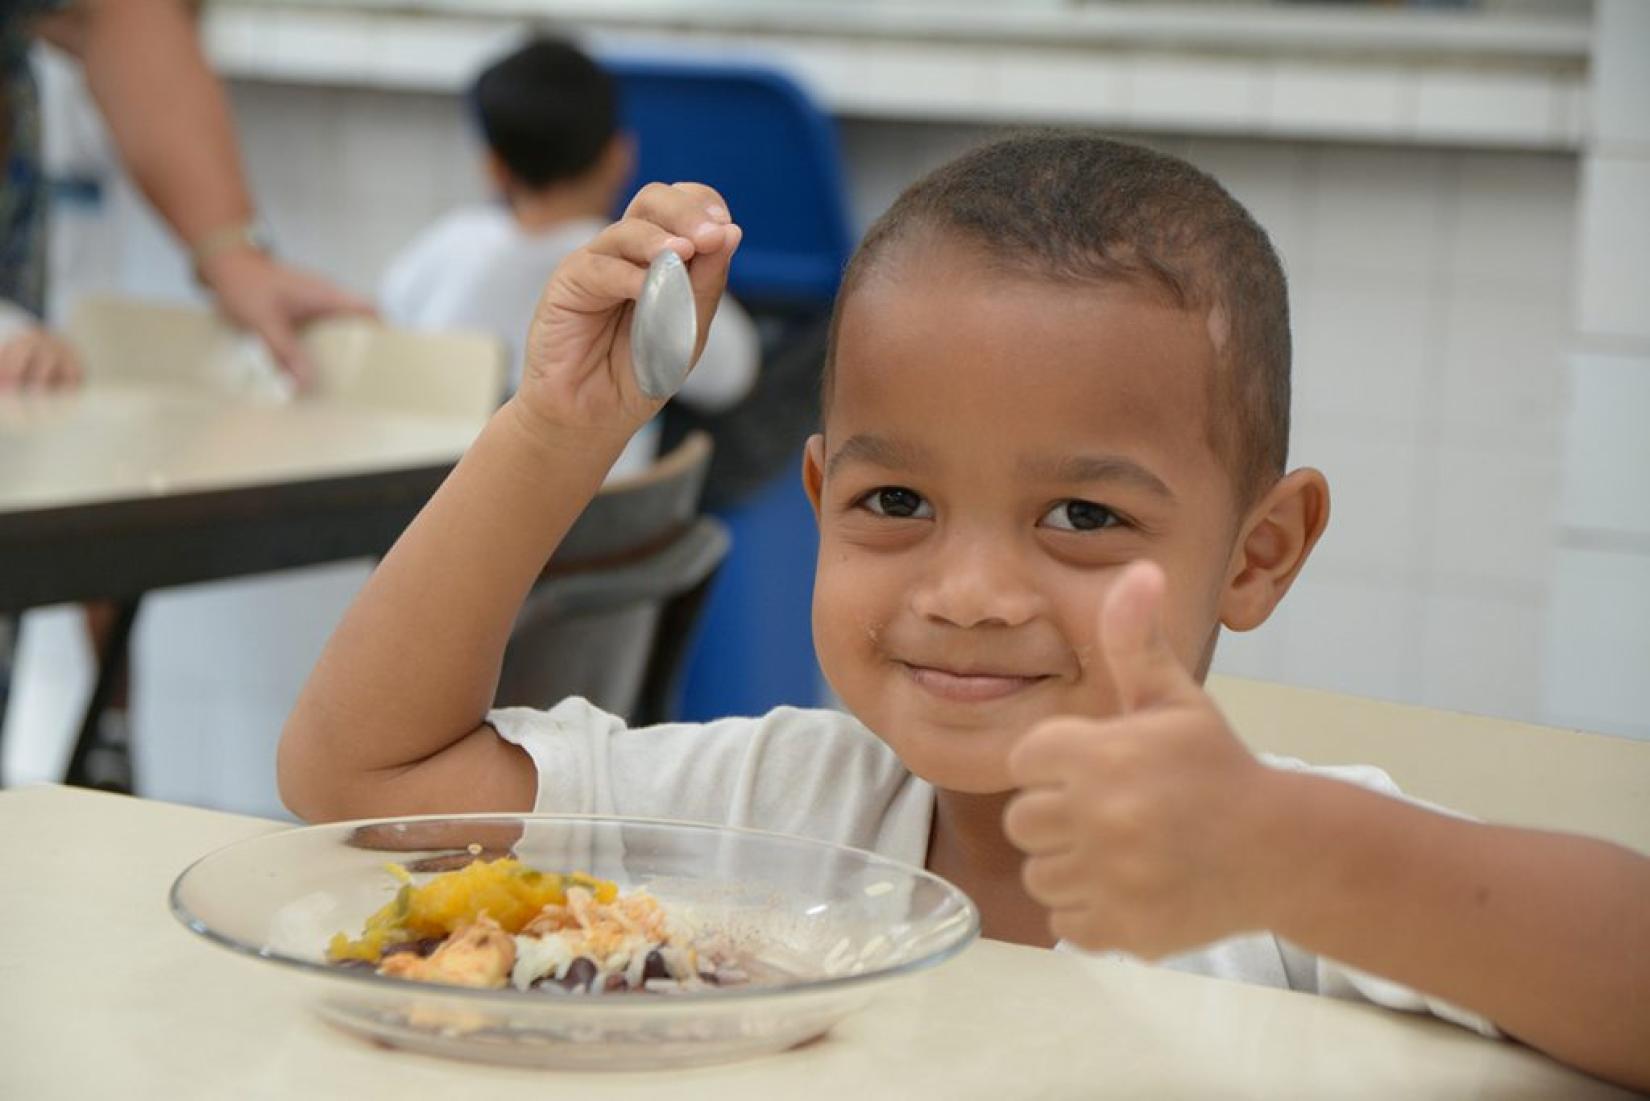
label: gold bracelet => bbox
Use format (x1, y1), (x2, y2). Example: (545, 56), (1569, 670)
(189, 220), (272, 271)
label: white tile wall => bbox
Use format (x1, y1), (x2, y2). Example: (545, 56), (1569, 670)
(1590, 0), (1650, 149)
(1557, 351), (1650, 537)
(1419, 591), (1548, 722)
(1413, 71), (1564, 147)
(1306, 146), (1451, 279)
(984, 49), (1131, 125)
(1545, 545), (1650, 739)
(131, 563), (372, 819)
(1292, 274), (1436, 428)
(1445, 152), (1577, 295)
(1544, 0), (1650, 741)
(1575, 154), (1650, 341)
(1277, 575), (1416, 703)
(1129, 55), (1266, 132)
(1427, 440), (1561, 598)
(1291, 419), (1428, 581)
(1436, 288), (1569, 449)
(1268, 63), (1409, 140)
(25, 82), (1594, 806)
(201, 6), (1592, 151)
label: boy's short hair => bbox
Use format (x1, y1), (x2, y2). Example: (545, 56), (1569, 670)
(471, 37), (617, 191)
(828, 132), (1290, 502)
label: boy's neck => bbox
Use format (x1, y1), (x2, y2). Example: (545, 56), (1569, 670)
(503, 180), (613, 235)
(927, 789), (1056, 949)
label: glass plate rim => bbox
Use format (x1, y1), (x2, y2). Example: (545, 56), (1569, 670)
(169, 810), (982, 1007)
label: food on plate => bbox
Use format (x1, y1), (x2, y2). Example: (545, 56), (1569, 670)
(328, 856), (753, 993)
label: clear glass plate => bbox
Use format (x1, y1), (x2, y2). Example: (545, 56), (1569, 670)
(170, 814), (979, 1069)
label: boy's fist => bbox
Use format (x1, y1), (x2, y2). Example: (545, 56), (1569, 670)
(517, 182), (741, 437)
(1004, 560), (1278, 958)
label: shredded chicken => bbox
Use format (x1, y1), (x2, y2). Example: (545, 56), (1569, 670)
(379, 916), (515, 989)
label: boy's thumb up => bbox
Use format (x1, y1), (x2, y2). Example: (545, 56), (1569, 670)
(1099, 560), (1199, 714)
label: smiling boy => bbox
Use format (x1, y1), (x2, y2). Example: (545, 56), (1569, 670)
(280, 135), (1650, 1089)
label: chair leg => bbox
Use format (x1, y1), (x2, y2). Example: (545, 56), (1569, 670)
(65, 597), (141, 793)
(634, 571), (720, 728)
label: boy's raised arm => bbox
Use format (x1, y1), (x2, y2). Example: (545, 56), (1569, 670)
(278, 185), (741, 822)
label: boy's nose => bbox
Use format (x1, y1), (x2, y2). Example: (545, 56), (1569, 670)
(910, 538), (1042, 629)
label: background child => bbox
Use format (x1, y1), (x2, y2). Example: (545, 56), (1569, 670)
(281, 135), (1650, 1091)
(381, 36), (757, 479)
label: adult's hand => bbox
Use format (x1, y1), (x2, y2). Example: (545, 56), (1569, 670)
(198, 248), (373, 387)
(0, 328), (84, 392)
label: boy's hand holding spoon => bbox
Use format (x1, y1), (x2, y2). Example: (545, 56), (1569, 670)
(514, 182), (740, 442)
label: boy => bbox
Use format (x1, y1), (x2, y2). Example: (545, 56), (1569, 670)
(381, 36), (757, 478)
(282, 135), (1650, 1090)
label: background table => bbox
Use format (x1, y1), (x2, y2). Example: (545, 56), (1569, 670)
(0, 785), (1632, 1100)
(0, 383), (481, 610)
(0, 383), (483, 786)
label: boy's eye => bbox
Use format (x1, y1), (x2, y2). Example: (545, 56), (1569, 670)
(1040, 499), (1120, 532)
(859, 486), (933, 520)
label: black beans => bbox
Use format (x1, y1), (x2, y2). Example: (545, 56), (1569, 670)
(562, 957), (598, 991)
(642, 950), (671, 983)
(380, 937), (444, 959)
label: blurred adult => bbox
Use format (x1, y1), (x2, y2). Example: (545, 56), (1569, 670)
(1, 0), (372, 791)
(1, 0), (370, 391)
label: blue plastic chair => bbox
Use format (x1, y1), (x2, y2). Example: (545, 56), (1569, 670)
(598, 53), (854, 718)
(600, 54), (853, 311)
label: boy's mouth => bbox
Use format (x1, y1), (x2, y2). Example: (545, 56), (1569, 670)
(898, 662), (1051, 703)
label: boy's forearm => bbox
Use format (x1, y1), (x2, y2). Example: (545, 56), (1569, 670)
(283, 400), (632, 802)
(1257, 771), (1650, 1090)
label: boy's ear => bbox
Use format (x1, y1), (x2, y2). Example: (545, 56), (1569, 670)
(1218, 467), (1330, 632)
(802, 434), (826, 520)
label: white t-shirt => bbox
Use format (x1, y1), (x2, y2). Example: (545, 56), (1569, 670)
(380, 205), (760, 479)
(488, 696), (1498, 1037)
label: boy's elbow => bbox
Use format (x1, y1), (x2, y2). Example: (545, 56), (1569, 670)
(276, 716), (351, 823)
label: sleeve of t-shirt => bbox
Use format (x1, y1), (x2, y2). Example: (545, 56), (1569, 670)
(485, 697), (931, 860)
(1262, 754), (1501, 1038)
(677, 293), (759, 413)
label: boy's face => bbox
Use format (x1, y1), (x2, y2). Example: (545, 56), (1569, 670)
(805, 239), (1249, 794)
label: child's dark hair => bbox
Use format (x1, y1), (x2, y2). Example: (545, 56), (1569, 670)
(471, 37), (617, 191)
(827, 132), (1291, 502)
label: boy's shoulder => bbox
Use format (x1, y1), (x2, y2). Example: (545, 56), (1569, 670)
(490, 695), (892, 765)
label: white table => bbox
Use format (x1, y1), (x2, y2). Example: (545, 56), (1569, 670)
(0, 785), (1632, 1100)
(0, 382), (484, 786)
(0, 382), (483, 609)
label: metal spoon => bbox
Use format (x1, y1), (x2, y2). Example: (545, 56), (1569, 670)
(630, 248), (698, 401)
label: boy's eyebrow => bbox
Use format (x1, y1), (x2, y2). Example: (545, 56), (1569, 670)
(1019, 454), (1175, 499)
(826, 433), (935, 478)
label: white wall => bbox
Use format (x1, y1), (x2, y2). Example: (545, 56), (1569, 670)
(10, 72), (1594, 812)
(1543, 0), (1650, 741)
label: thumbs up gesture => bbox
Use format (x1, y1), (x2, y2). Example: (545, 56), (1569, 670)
(1004, 560), (1278, 957)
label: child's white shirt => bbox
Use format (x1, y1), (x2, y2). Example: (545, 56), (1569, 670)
(380, 205), (759, 478)
(488, 697), (1498, 1038)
